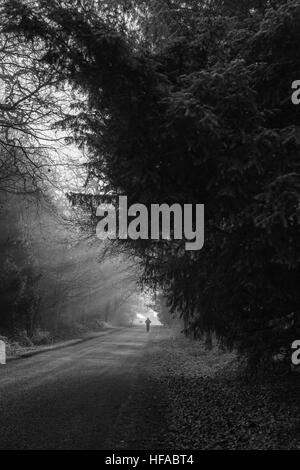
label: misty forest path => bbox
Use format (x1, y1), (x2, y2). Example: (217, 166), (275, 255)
(0, 326), (165, 450)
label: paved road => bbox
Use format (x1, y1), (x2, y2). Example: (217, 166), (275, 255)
(0, 327), (152, 449)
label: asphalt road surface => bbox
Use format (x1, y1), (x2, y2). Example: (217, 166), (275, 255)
(0, 327), (154, 450)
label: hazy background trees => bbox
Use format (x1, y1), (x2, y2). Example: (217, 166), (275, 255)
(0, 15), (148, 344)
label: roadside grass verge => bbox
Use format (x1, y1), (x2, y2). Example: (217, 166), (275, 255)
(140, 327), (300, 450)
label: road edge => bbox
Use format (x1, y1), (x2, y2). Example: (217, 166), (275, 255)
(6, 327), (127, 362)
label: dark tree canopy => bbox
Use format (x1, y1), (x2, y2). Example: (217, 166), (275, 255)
(2, 0), (299, 367)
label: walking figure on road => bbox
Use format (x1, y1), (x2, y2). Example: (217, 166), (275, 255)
(145, 317), (151, 332)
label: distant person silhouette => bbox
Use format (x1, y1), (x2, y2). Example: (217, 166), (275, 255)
(145, 317), (151, 332)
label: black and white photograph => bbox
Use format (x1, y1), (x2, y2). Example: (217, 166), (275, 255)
(0, 0), (299, 456)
